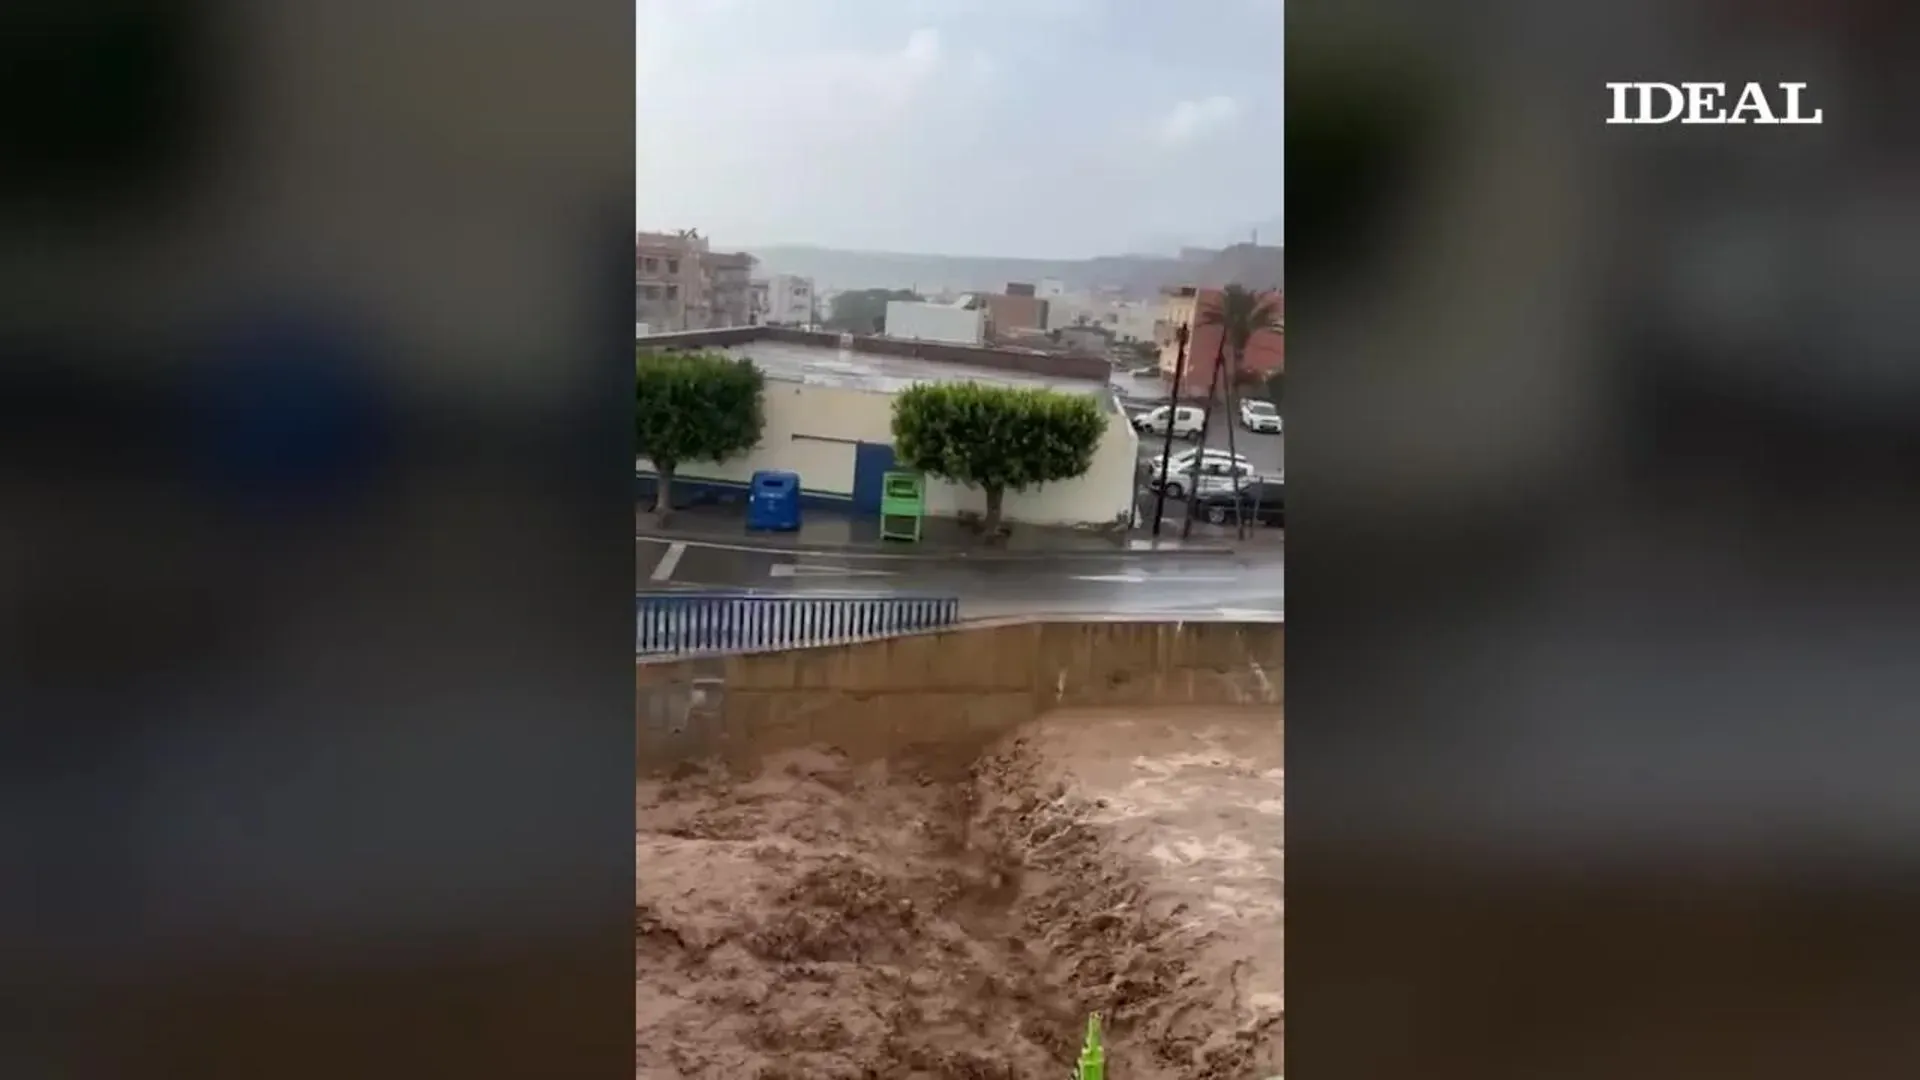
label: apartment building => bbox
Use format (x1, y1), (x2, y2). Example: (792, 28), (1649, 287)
(757, 273), (816, 327)
(634, 228), (757, 330)
(981, 282), (1048, 342)
(635, 230), (704, 330)
(706, 252), (756, 329)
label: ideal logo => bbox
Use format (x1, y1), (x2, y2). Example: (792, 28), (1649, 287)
(1606, 82), (1823, 125)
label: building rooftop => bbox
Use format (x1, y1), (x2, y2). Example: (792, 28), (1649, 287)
(718, 340), (1106, 397)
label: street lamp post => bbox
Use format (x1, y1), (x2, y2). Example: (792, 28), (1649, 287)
(1150, 323), (1190, 537)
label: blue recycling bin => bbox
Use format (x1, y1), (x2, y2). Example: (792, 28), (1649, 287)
(746, 470), (801, 531)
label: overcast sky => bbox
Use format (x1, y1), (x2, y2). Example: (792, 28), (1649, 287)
(637, 0), (1283, 259)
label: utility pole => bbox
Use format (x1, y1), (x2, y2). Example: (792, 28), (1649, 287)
(1221, 338), (1246, 541)
(1181, 337), (1227, 540)
(1149, 323), (1190, 537)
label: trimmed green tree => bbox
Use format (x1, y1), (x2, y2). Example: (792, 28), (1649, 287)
(891, 382), (1106, 534)
(635, 349), (766, 518)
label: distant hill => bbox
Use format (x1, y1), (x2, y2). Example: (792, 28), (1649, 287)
(1196, 243), (1285, 290)
(747, 243), (1282, 298)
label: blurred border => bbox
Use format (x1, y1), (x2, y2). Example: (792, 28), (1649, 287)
(0, 3), (639, 1078)
(1287, 2), (1920, 1079)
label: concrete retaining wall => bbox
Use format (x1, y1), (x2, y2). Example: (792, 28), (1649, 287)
(636, 617), (1283, 775)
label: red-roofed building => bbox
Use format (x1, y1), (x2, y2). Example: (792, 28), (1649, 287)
(1157, 286), (1284, 390)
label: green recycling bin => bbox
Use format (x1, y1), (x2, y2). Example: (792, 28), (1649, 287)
(879, 470), (925, 543)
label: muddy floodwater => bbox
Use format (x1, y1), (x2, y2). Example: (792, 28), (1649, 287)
(637, 706), (1282, 1080)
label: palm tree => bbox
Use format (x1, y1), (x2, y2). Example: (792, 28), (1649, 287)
(1189, 285), (1282, 539)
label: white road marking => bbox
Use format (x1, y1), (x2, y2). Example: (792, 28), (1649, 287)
(637, 536), (958, 561)
(649, 541), (686, 582)
(636, 534), (1243, 565)
(1071, 573), (1241, 584)
(770, 563), (896, 578)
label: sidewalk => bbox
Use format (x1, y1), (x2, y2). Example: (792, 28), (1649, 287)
(635, 501), (1237, 557)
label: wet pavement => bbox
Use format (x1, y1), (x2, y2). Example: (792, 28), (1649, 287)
(637, 536), (1283, 619)
(637, 500), (1222, 554)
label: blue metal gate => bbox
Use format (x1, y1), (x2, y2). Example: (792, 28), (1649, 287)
(850, 441), (896, 515)
(637, 592), (962, 656)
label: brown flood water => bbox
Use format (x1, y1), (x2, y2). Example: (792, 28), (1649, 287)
(637, 706), (1282, 1080)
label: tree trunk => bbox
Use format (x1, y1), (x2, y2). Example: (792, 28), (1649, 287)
(1181, 347), (1226, 539)
(983, 485), (1006, 536)
(652, 461), (675, 521)
(1222, 346), (1246, 541)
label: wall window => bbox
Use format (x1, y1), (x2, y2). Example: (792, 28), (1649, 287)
(666, 259), (679, 274)
(641, 257), (658, 273)
(641, 284), (660, 300)
(665, 285), (679, 300)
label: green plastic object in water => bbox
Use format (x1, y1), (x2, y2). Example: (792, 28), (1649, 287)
(1077, 1013), (1104, 1080)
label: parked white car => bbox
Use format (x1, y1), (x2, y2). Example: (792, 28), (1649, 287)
(1132, 404), (1206, 439)
(1147, 448), (1255, 499)
(1239, 398), (1282, 434)
(1155, 446), (1250, 478)
(1164, 459), (1261, 500)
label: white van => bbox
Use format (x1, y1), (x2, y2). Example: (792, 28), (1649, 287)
(1239, 398), (1282, 434)
(1132, 404), (1206, 439)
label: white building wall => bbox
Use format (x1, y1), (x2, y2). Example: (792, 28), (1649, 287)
(640, 380), (873, 495)
(642, 379), (1137, 527)
(764, 274), (815, 326)
(1113, 303), (1159, 343)
(884, 300), (986, 346)
(919, 400), (1137, 527)
(1044, 295), (1091, 332)
(1045, 295), (1159, 343)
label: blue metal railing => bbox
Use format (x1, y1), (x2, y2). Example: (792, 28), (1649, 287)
(636, 592), (962, 656)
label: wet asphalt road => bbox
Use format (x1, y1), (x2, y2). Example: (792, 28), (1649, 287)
(637, 537), (1284, 619)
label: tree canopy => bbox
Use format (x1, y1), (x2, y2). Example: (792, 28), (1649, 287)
(891, 382), (1105, 532)
(1201, 284), (1282, 366)
(825, 288), (921, 334)
(635, 349), (765, 513)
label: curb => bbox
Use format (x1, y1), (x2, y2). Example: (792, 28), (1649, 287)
(633, 528), (1238, 560)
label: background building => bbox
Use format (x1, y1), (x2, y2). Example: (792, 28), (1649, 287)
(635, 229), (703, 330)
(1159, 286), (1284, 387)
(1056, 325), (1115, 355)
(981, 289), (1048, 340)
(706, 251), (756, 328)
(885, 298), (986, 346)
(759, 274), (816, 327)
(635, 228), (759, 330)
(1045, 294), (1159, 343)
